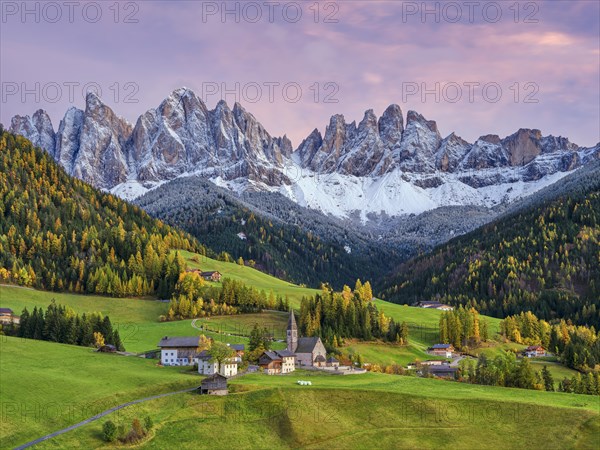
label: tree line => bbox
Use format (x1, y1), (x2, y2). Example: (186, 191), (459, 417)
(500, 311), (600, 371)
(9, 302), (124, 350)
(458, 353), (554, 391)
(163, 273), (290, 321)
(381, 184), (600, 329)
(439, 306), (490, 350)
(557, 372), (600, 395)
(299, 280), (409, 348)
(457, 352), (599, 396)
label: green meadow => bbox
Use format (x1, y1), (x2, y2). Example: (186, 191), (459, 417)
(0, 285), (246, 353)
(180, 250), (320, 308)
(28, 371), (600, 450)
(0, 337), (200, 449)
(1, 251), (591, 449)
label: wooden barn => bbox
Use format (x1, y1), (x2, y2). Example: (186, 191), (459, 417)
(199, 373), (228, 395)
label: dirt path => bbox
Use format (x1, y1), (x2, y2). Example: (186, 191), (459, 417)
(14, 387), (197, 449)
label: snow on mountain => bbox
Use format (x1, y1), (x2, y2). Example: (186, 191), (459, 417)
(276, 161), (577, 224)
(8, 88), (600, 223)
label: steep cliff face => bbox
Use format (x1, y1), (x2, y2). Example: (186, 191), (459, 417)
(8, 88), (600, 221)
(10, 88), (292, 189)
(10, 110), (56, 158)
(295, 105), (405, 177)
(71, 92), (132, 189)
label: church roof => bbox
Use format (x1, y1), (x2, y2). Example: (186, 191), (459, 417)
(315, 355), (326, 362)
(295, 337), (321, 353)
(288, 310), (297, 330)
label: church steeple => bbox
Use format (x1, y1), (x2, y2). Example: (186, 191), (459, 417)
(287, 310), (298, 353)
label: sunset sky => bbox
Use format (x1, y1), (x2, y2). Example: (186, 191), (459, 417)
(1, 0), (599, 147)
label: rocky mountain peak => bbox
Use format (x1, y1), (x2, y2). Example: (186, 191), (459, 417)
(8, 90), (600, 212)
(479, 134), (501, 144)
(378, 104), (404, 145)
(295, 128), (324, 168)
(394, 110), (442, 173)
(406, 110), (439, 135)
(435, 132), (471, 172)
(359, 109), (378, 130)
(502, 128), (543, 166)
(9, 109), (56, 156)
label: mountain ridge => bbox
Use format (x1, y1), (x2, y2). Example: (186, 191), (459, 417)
(8, 88), (600, 222)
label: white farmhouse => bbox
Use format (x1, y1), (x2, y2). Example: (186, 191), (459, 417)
(158, 336), (203, 366)
(197, 350), (239, 377)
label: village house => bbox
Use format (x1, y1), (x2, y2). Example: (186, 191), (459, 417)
(429, 344), (455, 358)
(158, 336), (204, 366)
(287, 310), (327, 367)
(524, 345), (546, 358)
(0, 308), (19, 324)
(199, 373), (229, 395)
(420, 360), (447, 367)
(258, 350), (296, 375)
(228, 344), (245, 362)
(197, 350), (239, 377)
(415, 301), (454, 311)
(326, 356), (340, 368)
(426, 364), (458, 379)
(201, 271), (222, 282)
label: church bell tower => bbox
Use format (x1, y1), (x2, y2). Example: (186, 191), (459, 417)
(287, 310), (298, 353)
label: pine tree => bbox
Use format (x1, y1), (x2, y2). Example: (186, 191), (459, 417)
(541, 365), (554, 391)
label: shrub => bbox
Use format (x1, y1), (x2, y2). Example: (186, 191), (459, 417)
(102, 420), (117, 442)
(144, 415), (154, 431)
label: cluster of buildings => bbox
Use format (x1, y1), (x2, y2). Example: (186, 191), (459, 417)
(158, 336), (244, 376)
(158, 311), (338, 378)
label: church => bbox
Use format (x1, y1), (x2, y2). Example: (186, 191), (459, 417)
(286, 310), (327, 367)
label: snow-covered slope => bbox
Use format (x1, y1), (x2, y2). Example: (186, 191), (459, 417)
(275, 162), (577, 223)
(8, 87), (600, 223)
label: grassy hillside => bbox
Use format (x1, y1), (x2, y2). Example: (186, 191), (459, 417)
(1, 262), (595, 449)
(0, 285), (247, 353)
(0, 337), (200, 449)
(28, 371), (600, 449)
(179, 250), (320, 307)
(0, 250), (503, 359)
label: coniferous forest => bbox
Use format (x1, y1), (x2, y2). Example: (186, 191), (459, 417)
(136, 176), (407, 290)
(380, 178), (600, 328)
(11, 302), (124, 350)
(0, 131), (204, 298)
(299, 281), (409, 348)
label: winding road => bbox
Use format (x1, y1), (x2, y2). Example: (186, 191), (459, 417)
(14, 387), (197, 450)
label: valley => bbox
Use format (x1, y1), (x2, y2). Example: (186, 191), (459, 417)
(1, 249), (593, 449)
(1, 102), (599, 450)
(2, 2), (599, 449)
